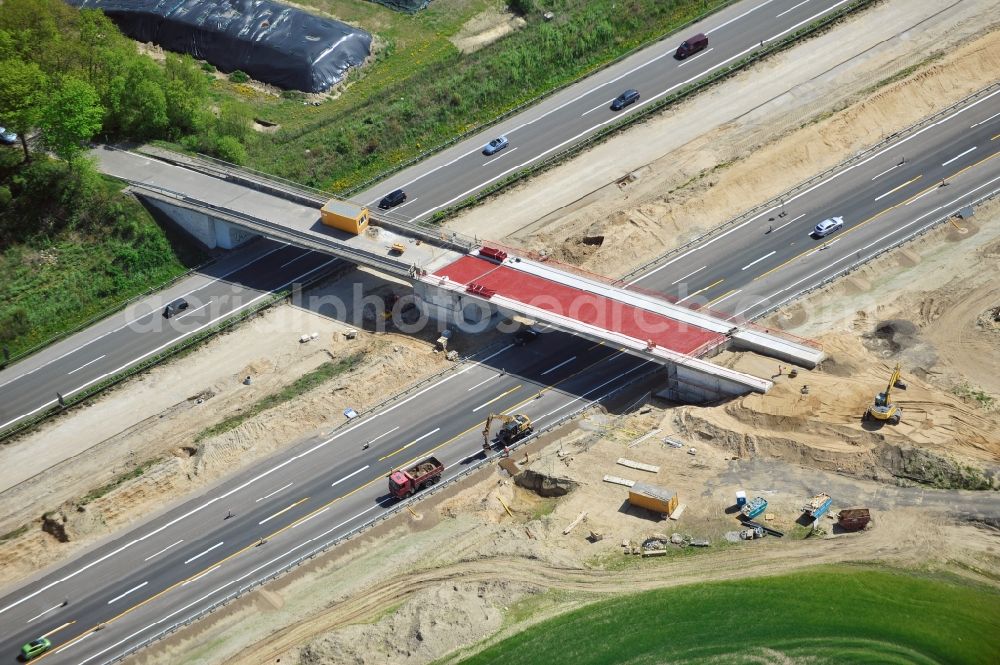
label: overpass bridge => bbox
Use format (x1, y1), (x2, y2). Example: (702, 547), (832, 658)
(94, 146), (823, 401)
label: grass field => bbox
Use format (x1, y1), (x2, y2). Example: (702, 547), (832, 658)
(456, 566), (1000, 665)
(206, 0), (725, 192)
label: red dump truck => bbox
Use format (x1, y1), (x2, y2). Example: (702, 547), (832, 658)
(388, 456), (444, 499)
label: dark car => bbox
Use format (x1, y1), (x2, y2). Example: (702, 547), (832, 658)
(162, 297), (189, 318)
(513, 326), (541, 346)
(675, 32), (708, 59)
(379, 189), (407, 209)
(610, 89), (640, 111)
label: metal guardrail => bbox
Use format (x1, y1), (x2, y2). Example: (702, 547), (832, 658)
(619, 80), (1000, 284)
(752, 188), (1000, 321)
(96, 365), (663, 665)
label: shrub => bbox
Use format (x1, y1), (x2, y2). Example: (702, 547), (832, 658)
(228, 70), (250, 83)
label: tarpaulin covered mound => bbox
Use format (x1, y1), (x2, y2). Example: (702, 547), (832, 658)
(67, 0), (372, 92)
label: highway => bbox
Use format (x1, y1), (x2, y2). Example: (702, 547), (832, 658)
(0, 331), (658, 664)
(359, 0), (855, 221)
(0, 0), (855, 434)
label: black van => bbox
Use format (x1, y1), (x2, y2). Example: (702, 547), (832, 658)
(675, 33), (708, 59)
(379, 189), (407, 209)
(163, 298), (189, 318)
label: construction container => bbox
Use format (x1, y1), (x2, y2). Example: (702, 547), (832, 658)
(628, 482), (678, 517)
(735, 490), (747, 508)
(321, 199), (369, 235)
(837, 508), (871, 531)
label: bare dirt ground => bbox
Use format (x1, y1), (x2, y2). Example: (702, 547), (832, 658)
(0, 267), (464, 592)
(446, 0), (1000, 278)
(450, 6), (526, 55)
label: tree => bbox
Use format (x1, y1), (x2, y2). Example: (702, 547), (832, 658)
(40, 76), (103, 166)
(0, 58), (48, 161)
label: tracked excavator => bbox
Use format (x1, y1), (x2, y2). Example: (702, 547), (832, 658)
(482, 413), (533, 454)
(865, 362), (906, 425)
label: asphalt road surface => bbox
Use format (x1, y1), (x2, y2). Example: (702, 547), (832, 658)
(359, 0), (855, 221)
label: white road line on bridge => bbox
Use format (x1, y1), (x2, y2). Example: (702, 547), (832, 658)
(259, 497), (309, 525)
(379, 428), (441, 461)
(871, 162), (904, 180)
(677, 48), (714, 67)
(633, 87), (1000, 286)
(331, 466), (371, 487)
(0, 244), (290, 393)
(26, 602), (65, 624)
(107, 581), (148, 604)
(942, 146), (976, 166)
(484, 147), (518, 166)
(144, 539), (184, 561)
(670, 265), (706, 285)
(279, 250), (312, 269)
(67, 355), (105, 375)
(970, 111), (1000, 128)
(581, 99), (614, 116)
(776, 0), (811, 19)
(741, 251), (776, 271)
(256, 482), (294, 503)
(184, 542), (224, 565)
(542, 356), (577, 376)
(874, 175), (922, 202)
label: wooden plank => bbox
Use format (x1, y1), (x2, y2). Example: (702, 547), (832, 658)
(616, 458), (660, 473)
(627, 429), (661, 449)
(563, 511), (588, 535)
(603, 475), (636, 487)
(669, 503), (686, 520)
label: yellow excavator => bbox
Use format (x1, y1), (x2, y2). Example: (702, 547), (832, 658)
(865, 362), (906, 425)
(482, 413), (533, 453)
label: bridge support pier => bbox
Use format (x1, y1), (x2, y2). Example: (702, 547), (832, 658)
(140, 196), (258, 250)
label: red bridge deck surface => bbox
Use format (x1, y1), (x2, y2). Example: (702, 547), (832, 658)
(433, 256), (722, 355)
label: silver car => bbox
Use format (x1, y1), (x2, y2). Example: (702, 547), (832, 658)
(482, 136), (508, 155)
(813, 216), (844, 238)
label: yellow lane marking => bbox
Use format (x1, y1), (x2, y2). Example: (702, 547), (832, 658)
(707, 289), (737, 306)
(755, 149), (1000, 282)
(679, 278), (723, 302)
(258, 497), (309, 525)
(41, 620), (75, 639)
(873, 174), (921, 201)
(378, 426), (443, 461)
(471, 385), (522, 413)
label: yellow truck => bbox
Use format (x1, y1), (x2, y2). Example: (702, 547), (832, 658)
(320, 199), (370, 235)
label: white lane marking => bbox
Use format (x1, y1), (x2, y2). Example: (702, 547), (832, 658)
(331, 465), (370, 487)
(0, 256), (338, 432)
(730, 296), (771, 318)
(457, 344), (514, 375)
(291, 506), (330, 529)
(158, 583), (233, 624)
(771, 213), (805, 233)
(677, 48), (714, 67)
(467, 374), (499, 391)
(710, 288), (743, 307)
(369, 426), (400, 443)
(26, 603), (64, 624)
(184, 541), (224, 565)
(776, 0), (810, 19)
(971, 111), (1000, 128)
(173, 301), (210, 320)
(542, 356), (577, 376)
(942, 146), (976, 166)
(384, 429), (441, 457)
(235, 542), (313, 582)
(0, 244), (290, 392)
(807, 237), (841, 256)
(537, 359), (650, 422)
(314, 503), (385, 541)
(471, 387), (521, 413)
(874, 175), (921, 201)
(904, 186), (939, 206)
(107, 581), (148, 604)
(181, 564), (220, 587)
(871, 162), (904, 180)
(632, 86), (1000, 285)
(279, 250), (313, 269)
(484, 147), (518, 166)
(66, 355), (105, 375)
(670, 265), (706, 285)
(581, 99), (615, 116)
(255, 482), (294, 503)
(396, 197), (419, 209)
(707, 0), (777, 34)
(259, 498), (309, 525)
(144, 539), (183, 561)
(72, 621), (159, 664)
(741, 251), (776, 271)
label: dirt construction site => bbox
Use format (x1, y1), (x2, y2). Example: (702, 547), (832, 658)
(2, 0), (1000, 663)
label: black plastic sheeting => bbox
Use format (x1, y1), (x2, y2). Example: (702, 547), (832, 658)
(367, 0), (430, 13)
(66, 0), (372, 93)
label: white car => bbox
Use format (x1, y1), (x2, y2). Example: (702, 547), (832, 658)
(0, 127), (17, 145)
(813, 216), (844, 238)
